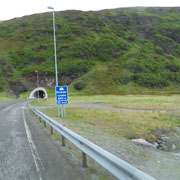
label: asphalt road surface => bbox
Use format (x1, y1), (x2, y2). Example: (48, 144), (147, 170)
(0, 100), (86, 180)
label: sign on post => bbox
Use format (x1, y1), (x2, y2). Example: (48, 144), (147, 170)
(56, 86), (68, 105)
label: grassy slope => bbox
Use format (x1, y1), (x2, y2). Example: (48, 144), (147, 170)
(0, 7), (180, 95)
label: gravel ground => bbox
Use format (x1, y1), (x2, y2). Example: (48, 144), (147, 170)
(34, 102), (170, 112)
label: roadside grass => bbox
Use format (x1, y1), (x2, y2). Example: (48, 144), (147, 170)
(32, 94), (180, 141)
(32, 94), (180, 111)
(18, 91), (31, 99)
(41, 106), (180, 142)
(0, 92), (15, 101)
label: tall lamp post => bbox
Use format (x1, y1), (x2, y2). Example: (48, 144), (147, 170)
(48, 6), (58, 87)
(35, 71), (39, 100)
(48, 6), (61, 116)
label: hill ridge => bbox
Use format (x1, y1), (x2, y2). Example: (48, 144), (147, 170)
(0, 7), (179, 96)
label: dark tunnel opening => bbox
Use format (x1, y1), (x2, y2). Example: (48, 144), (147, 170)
(34, 90), (45, 98)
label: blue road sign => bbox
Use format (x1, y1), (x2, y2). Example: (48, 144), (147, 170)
(56, 86), (68, 105)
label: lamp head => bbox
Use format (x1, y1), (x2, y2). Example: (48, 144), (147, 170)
(48, 6), (54, 10)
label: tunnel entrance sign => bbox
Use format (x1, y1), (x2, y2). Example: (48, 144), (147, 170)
(56, 86), (68, 105)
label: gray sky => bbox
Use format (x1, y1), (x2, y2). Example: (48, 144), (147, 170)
(0, 0), (180, 21)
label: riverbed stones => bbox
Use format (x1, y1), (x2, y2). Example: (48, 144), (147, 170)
(131, 139), (157, 149)
(152, 127), (180, 152)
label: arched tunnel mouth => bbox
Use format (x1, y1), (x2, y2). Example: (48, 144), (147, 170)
(29, 87), (48, 99)
(34, 90), (45, 98)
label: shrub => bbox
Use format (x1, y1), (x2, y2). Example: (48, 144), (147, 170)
(73, 80), (87, 90)
(95, 39), (115, 61)
(174, 72), (180, 83)
(0, 66), (7, 91)
(155, 46), (163, 54)
(134, 72), (170, 88)
(0, 78), (7, 92)
(116, 75), (132, 85)
(59, 59), (92, 76)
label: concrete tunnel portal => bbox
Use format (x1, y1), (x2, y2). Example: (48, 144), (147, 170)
(29, 87), (48, 99)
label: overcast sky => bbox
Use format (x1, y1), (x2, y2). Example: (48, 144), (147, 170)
(0, 0), (180, 21)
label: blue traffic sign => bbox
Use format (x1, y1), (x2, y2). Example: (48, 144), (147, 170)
(56, 86), (68, 105)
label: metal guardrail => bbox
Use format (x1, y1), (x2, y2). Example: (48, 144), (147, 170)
(31, 108), (156, 180)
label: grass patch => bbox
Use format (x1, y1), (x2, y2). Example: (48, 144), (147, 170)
(0, 92), (15, 101)
(88, 167), (98, 174)
(32, 94), (180, 111)
(32, 94), (180, 141)
(18, 90), (31, 99)
(42, 106), (180, 142)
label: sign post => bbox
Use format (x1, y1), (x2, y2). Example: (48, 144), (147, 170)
(56, 86), (68, 117)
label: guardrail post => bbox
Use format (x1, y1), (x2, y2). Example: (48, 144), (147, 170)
(62, 135), (66, 146)
(51, 126), (54, 134)
(82, 152), (88, 168)
(44, 120), (46, 127)
(39, 117), (42, 123)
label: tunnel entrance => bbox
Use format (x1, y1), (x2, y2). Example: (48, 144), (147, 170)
(34, 90), (45, 98)
(29, 87), (48, 99)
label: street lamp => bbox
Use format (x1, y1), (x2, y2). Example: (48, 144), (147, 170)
(35, 71), (39, 100)
(48, 6), (58, 87)
(48, 6), (61, 116)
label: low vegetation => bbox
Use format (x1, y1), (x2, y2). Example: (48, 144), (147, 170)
(0, 92), (14, 101)
(0, 7), (180, 95)
(33, 94), (180, 141)
(44, 107), (179, 142)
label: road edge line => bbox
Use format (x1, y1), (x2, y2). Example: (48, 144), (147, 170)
(22, 107), (43, 180)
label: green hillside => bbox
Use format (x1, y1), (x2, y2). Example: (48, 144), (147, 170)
(0, 7), (180, 95)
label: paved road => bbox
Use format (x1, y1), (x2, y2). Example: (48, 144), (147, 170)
(0, 100), (86, 180)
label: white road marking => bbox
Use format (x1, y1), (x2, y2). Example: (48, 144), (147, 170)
(22, 107), (43, 180)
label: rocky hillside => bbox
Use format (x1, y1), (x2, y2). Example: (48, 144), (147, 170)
(0, 7), (180, 96)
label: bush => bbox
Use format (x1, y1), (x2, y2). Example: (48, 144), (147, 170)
(59, 59), (91, 76)
(0, 77), (7, 91)
(0, 66), (7, 91)
(73, 80), (87, 90)
(134, 72), (170, 88)
(95, 34), (129, 61)
(116, 75), (132, 85)
(155, 46), (163, 54)
(174, 72), (180, 83)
